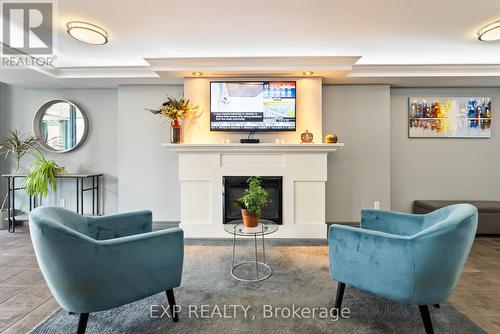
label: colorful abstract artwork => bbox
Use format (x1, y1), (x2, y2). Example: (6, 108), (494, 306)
(409, 97), (492, 138)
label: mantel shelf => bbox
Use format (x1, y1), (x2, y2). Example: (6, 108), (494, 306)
(162, 143), (345, 153)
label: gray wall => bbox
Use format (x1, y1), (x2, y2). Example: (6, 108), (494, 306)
(117, 85), (183, 221)
(391, 88), (500, 212)
(0, 86), (118, 214)
(3, 83), (499, 225)
(323, 85), (391, 222)
(0, 83), (11, 210)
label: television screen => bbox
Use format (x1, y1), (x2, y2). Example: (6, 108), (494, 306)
(210, 81), (296, 131)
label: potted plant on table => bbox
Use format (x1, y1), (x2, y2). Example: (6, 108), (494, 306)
(234, 177), (270, 228)
(147, 96), (199, 144)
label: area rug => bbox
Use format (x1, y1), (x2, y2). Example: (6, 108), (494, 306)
(32, 240), (485, 333)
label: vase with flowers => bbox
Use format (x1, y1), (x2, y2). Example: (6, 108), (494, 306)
(147, 96), (199, 144)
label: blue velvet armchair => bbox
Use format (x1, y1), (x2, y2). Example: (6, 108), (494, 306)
(329, 204), (477, 334)
(29, 206), (184, 334)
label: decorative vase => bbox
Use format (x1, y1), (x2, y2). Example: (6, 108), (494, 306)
(170, 119), (182, 144)
(241, 209), (259, 227)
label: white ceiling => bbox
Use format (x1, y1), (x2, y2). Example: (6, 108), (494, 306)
(1, 0), (500, 87)
(52, 0), (500, 66)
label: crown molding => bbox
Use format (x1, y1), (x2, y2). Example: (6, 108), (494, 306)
(145, 56), (361, 69)
(350, 64), (500, 77)
(1, 56), (500, 88)
(54, 66), (159, 78)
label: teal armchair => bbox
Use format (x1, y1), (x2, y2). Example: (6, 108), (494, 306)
(29, 206), (184, 334)
(329, 204), (477, 334)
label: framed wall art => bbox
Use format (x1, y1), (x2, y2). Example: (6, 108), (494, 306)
(409, 97), (491, 138)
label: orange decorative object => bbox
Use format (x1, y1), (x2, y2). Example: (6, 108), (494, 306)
(301, 130), (314, 144)
(324, 133), (338, 143)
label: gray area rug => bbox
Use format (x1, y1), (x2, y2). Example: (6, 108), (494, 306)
(32, 240), (485, 333)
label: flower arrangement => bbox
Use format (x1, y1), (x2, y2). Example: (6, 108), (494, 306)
(147, 96), (199, 121)
(147, 96), (199, 144)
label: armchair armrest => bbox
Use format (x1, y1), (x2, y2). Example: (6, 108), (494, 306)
(86, 227), (184, 312)
(361, 209), (424, 236)
(87, 210), (153, 240)
(328, 224), (415, 303)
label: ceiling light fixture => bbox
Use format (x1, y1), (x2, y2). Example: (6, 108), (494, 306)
(303, 71), (314, 76)
(192, 72), (203, 76)
(477, 20), (500, 41)
(66, 21), (108, 45)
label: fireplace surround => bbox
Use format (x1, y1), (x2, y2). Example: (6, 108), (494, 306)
(163, 143), (344, 238)
(223, 176), (283, 225)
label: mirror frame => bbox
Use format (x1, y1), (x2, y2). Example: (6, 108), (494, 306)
(33, 99), (89, 153)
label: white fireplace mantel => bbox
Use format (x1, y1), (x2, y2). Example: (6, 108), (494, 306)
(163, 143), (344, 238)
(162, 143), (344, 153)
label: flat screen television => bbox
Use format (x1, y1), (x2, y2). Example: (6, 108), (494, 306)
(210, 81), (296, 131)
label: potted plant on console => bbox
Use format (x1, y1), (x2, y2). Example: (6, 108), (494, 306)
(234, 177), (270, 228)
(22, 150), (65, 199)
(147, 96), (199, 144)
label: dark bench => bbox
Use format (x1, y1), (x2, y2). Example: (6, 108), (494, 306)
(413, 200), (500, 235)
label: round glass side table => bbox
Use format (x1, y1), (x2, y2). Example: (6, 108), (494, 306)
(223, 219), (279, 282)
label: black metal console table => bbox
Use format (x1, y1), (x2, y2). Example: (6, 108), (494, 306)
(2, 173), (103, 232)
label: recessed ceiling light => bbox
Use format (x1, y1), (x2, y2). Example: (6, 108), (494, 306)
(303, 71), (314, 76)
(66, 21), (108, 45)
(192, 72), (203, 76)
(477, 20), (500, 41)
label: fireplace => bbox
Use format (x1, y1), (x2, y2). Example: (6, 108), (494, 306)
(222, 176), (283, 225)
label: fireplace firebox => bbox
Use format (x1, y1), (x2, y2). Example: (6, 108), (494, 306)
(222, 176), (283, 225)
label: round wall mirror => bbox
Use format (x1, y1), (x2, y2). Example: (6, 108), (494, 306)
(33, 100), (89, 153)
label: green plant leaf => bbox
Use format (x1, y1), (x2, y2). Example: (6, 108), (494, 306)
(22, 156), (61, 198)
(236, 176), (271, 218)
(0, 129), (39, 173)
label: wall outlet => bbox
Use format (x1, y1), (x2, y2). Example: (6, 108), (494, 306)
(373, 201), (380, 210)
(59, 199), (66, 207)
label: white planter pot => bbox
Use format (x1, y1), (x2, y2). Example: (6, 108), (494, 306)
(0, 209), (7, 230)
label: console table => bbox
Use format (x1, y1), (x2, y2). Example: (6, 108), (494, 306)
(2, 173), (103, 232)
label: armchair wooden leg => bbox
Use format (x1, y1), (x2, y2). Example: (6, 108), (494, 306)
(333, 282), (346, 316)
(77, 313), (89, 334)
(166, 289), (179, 322)
(418, 305), (434, 334)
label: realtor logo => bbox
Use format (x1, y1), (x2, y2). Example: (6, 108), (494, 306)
(2, 1), (53, 54)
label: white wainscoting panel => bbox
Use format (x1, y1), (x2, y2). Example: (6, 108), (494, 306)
(180, 181), (212, 224)
(220, 154), (285, 168)
(294, 181), (326, 224)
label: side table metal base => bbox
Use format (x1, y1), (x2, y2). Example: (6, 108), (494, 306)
(231, 261), (272, 282)
(224, 220), (278, 283)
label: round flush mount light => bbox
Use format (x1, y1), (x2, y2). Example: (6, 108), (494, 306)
(303, 71), (314, 76)
(477, 20), (500, 41)
(192, 72), (203, 76)
(66, 21), (108, 45)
